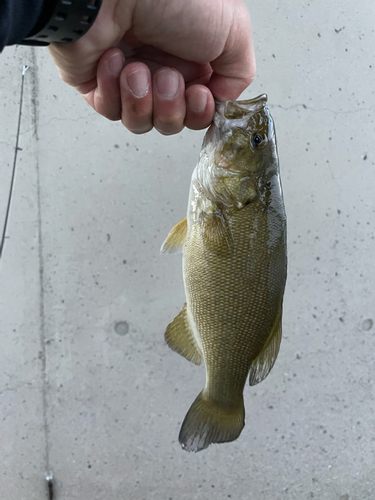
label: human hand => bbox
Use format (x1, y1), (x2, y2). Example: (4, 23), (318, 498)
(48, 0), (256, 135)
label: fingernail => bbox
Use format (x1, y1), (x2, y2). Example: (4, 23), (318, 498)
(108, 52), (125, 77)
(127, 69), (149, 98)
(188, 90), (208, 114)
(155, 69), (179, 99)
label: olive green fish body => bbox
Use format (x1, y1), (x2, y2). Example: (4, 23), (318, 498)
(162, 95), (287, 452)
(185, 193), (286, 396)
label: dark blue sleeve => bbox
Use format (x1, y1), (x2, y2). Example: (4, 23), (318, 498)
(0, 0), (45, 51)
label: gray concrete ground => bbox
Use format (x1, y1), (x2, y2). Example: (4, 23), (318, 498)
(0, 1), (374, 499)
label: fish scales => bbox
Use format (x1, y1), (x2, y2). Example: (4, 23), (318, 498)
(162, 94), (287, 452)
(185, 202), (285, 396)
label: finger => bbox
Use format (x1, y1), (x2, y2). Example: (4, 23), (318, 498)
(120, 43), (214, 85)
(120, 62), (153, 134)
(209, 6), (256, 100)
(48, 1), (132, 88)
(153, 67), (186, 136)
(82, 48), (125, 121)
(185, 85), (215, 131)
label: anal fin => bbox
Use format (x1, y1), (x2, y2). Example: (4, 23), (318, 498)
(249, 309), (282, 386)
(165, 304), (202, 365)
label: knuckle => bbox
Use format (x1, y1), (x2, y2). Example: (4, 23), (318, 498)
(121, 102), (153, 133)
(245, 73), (256, 87)
(158, 127), (184, 136)
(100, 109), (121, 121)
(125, 102), (151, 119)
(185, 121), (208, 131)
(122, 119), (153, 134)
(240, 62), (256, 88)
(130, 125), (153, 135)
(154, 114), (185, 135)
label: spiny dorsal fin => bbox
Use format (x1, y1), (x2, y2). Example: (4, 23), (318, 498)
(165, 304), (202, 365)
(161, 217), (187, 254)
(200, 210), (234, 256)
(248, 309), (282, 386)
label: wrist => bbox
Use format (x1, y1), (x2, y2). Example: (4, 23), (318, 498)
(20, 0), (102, 46)
(67, 0), (135, 52)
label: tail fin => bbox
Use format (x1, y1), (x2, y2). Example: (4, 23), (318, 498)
(178, 391), (245, 452)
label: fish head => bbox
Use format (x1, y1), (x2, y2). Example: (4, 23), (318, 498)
(207, 94), (276, 176)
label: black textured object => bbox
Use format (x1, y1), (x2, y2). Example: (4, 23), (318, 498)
(20, 0), (102, 46)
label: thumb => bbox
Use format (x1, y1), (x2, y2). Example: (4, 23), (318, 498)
(48, 40), (106, 92)
(208, 11), (256, 101)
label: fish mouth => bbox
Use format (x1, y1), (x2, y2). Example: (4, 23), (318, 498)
(215, 94), (268, 120)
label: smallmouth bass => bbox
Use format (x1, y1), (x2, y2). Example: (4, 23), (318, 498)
(162, 95), (287, 452)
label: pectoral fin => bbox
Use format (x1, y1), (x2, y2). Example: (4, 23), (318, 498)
(161, 217), (187, 254)
(201, 210), (234, 256)
(248, 309), (282, 386)
(165, 304), (202, 365)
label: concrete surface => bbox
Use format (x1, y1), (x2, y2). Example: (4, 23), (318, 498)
(0, 1), (375, 499)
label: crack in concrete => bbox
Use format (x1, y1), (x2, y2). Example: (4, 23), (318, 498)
(271, 103), (375, 115)
(30, 49), (52, 482)
(38, 114), (93, 127)
(20, 114), (94, 136)
(0, 383), (39, 394)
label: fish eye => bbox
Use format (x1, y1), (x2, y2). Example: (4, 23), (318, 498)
(252, 134), (264, 146)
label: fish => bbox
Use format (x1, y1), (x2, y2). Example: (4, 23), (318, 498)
(161, 94), (287, 452)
